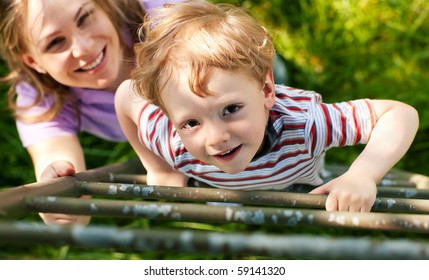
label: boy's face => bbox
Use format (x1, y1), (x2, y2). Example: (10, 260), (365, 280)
(161, 68), (276, 174)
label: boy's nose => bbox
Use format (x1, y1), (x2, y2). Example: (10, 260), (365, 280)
(206, 123), (230, 147)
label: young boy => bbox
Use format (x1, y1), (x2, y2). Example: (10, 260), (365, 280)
(115, 0), (418, 212)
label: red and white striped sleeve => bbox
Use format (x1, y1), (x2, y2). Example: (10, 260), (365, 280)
(138, 103), (176, 166)
(307, 97), (377, 156)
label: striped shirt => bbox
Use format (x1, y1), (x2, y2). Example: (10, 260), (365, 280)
(138, 85), (376, 190)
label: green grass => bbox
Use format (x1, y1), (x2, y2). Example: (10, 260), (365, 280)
(1, 0), (429, 259)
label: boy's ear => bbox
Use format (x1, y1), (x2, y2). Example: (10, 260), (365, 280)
(262, 68), (276, 110)
(21, 54), (47, 74)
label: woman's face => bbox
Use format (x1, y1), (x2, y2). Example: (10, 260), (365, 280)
(21, 0), (126, 91)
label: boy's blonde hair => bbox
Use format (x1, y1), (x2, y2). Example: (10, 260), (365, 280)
(132, 0), (275, 111)
(0, 0), (145, 123)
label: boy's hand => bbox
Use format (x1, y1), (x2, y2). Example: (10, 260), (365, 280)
(39, 160), (91, 226)
(309, 172), (377, 212)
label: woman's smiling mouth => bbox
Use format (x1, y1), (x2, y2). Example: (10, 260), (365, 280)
(78, 48), (105, 72)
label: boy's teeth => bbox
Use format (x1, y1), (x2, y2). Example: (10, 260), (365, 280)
(220, 149), (232, 156)
(81, 52), (104, 71)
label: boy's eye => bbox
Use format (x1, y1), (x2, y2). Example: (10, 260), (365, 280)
(182, 120), (200, 130)
(223, 104), (241, 115)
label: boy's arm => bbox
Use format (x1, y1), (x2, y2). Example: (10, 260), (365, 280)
(310, 100), (418, 212)
(115, 80), (189, 187)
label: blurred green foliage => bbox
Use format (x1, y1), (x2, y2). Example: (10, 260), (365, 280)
(214, 0), (429, 175)
(0, 0), (429, 259)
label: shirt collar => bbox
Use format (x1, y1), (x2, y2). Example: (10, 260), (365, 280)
(252, 114), (280, 160)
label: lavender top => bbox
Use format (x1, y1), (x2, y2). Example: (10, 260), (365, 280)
(143, 0), (180, 10)
(16, 83), (126, 147)
(15, 0), (186, 147)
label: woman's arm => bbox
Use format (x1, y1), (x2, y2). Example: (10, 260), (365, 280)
(26, 135), (91, 225)
(27, 135), (85, 181)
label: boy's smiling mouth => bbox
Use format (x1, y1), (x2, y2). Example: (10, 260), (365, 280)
(213, 145), (242, 161)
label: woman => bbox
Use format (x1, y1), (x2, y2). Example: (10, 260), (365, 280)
(0, 0), (185, 225)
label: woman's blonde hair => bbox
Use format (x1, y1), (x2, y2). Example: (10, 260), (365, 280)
(132, 0), (275, 111)
(0, 0), (145, 123)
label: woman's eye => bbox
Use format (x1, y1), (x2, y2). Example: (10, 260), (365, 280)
(46, 37), (65, 51)
(77, 10), (93, 27)
(223, 104), (241, 115)
(182, 120), (200, 130)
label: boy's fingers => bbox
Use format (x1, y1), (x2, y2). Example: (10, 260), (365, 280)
(308, 184), (329, 194)
(325, 194), (338, 211)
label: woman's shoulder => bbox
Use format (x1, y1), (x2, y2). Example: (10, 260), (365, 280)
(16, 81), (38, 99)
(15, 81), (54, 108)
(141, 0), (188, 11)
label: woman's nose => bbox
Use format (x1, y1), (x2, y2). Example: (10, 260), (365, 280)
(71, 34), (94, 58)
